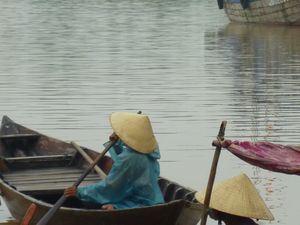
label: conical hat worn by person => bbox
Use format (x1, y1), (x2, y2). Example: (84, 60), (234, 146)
(195, 173), (274, 220)
(110, 112), (158, 154)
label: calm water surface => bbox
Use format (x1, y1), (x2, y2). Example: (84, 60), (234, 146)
(1, 0), (300, 224)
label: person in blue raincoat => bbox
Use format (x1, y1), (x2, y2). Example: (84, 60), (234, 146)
(64, 112), (165, 210)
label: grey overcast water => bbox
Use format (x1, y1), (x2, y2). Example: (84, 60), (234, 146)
(1, 0), (300, 224)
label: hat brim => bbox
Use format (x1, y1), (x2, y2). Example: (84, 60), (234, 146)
(110, 112), (158, 154)
(195, 174), (274, 220)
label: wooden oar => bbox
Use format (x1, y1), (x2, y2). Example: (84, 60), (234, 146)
(35, 139), (118, 225)
(200, 121), (227, 225)
(71, 141), (106, 179)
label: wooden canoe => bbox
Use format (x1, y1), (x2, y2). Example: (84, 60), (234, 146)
(221, 0), (300, 25)
(0, 116), (203, 225)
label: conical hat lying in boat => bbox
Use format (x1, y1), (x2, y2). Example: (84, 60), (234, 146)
(195, 173), (274, 221)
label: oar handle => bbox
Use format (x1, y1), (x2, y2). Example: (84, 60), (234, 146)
(73, 140), (116, 187)
(36, 139), (117, 225)
(71, 141), (107, 179)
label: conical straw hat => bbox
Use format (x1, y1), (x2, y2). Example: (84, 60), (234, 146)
(110, 112), (158, 154)
(195, 173), (274, 220)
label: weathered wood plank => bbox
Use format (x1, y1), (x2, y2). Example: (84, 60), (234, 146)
(4, 167), (83, 176)
(9, 175), (100, 185)
(4, 172), (99, 181)
(18, 180), (99, 194)
(0, 134), (40, 139)
(5, 154), (73, 162)
(3, 166), (101, 194)
(4, 169), (85, 179)
(4, 154), (76, 170)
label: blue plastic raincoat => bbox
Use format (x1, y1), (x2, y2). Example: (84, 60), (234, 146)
(77, 140), (165, 209)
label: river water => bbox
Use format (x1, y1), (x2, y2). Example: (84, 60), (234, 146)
(0, 0), (300, 224)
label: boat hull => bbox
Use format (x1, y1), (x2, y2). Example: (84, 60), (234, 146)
(0, 181), (202, 225)
(223, 0), (300, 25)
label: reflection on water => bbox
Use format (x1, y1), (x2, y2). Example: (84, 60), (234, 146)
(204, 23), (300, 144)
(0, 0), (300, 224)
(222, 23), (300, 61)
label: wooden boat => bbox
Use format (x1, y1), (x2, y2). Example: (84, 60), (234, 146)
(0, 116), (203, 225)
(219, 0), (300, 25)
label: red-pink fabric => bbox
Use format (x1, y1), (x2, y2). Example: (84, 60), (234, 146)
(224, 140), (300, 175)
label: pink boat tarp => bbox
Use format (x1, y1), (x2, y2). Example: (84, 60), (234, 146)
(222, 140), (300, 175)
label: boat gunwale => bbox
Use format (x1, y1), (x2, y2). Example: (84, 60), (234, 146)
(0, 178), (200, 214)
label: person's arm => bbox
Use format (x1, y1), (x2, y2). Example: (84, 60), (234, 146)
(77, 150), (136, 205)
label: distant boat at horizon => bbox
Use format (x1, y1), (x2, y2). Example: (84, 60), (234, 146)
(217, 0), (300, 25)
